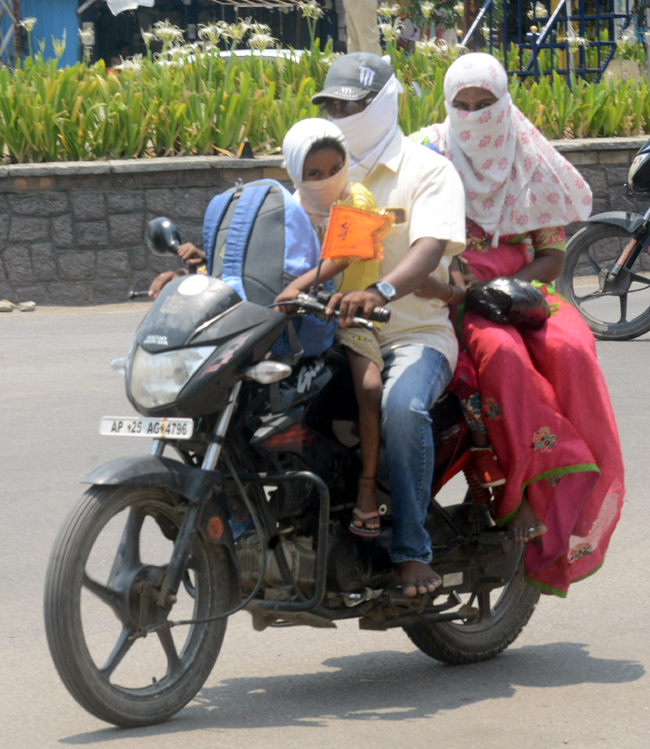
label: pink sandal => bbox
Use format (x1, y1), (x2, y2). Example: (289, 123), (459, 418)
(349, 507), (381, 538)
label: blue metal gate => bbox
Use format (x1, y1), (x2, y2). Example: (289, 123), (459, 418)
(462, 0), (637, 82)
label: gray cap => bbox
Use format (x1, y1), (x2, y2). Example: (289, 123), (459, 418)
(312, 52), (394, 103)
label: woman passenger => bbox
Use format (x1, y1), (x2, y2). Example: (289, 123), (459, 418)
(416, 53), (625, 597)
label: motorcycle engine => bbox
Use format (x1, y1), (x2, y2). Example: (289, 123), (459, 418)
(237, 533), (316, 593)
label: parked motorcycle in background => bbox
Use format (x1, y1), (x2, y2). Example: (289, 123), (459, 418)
(557, 137), (650, 340)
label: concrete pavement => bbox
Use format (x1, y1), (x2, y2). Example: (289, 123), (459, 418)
(0, 303), (649, 749)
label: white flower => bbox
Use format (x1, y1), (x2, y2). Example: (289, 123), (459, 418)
(153, 20), (184, 47)
(421, 2), (434, 20)
(116, 53), (144, 72)
(19, 17), (36, 33)
(141, 29), (155, 47)
(560, 28), (589, 49)
(198, 23), (223, 45)
(379, 17), (403, 44)
(527, 2), (549, 20)
(454, 2), (464, 18)
(223, 18), (251, 45)
(78, 28), (94, 47)
(416, 38), (449, 56)
(377, 3), (400, 20)
(248, 32), (277, 51)
(297, 1), (325, 21)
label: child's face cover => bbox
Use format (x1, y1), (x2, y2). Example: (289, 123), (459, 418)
(282, 118), (349, 220)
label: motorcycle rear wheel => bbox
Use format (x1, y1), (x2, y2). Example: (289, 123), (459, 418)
(403, 562), (539, 665)
(556, 223), (650, 341)
(44, 485), (230, 727)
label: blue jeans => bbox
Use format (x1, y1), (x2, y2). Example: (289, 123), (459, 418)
(381, 345), (452, 564)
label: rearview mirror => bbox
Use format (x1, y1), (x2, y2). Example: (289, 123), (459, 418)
(146, 217), (181, 256)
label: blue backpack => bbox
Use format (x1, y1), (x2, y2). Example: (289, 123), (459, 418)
(203, 179), (336, 358)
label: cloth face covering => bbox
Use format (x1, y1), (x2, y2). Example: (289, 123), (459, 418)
(423, 53), (592, 245)
(335, 74), (404, 182)
(282, 118), (350, 229)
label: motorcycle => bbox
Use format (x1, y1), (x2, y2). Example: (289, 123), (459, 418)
(557, 136), (650, 340)
(44, 218), (539, 728)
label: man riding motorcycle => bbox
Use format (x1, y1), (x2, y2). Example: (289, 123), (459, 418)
(149, 53), (466, 597)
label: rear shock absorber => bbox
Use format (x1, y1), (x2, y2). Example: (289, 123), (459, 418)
(463, 466), (492, 504)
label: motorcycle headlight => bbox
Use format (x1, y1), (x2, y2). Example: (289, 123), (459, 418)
(130, 345), (216, 409)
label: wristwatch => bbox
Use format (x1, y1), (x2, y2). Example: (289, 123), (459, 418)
(368, 280), (396, 303)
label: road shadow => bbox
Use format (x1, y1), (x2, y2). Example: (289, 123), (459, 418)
(60, 640), (644, 743)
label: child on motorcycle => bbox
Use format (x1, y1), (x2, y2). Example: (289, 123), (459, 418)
(274, 119), (385, 537)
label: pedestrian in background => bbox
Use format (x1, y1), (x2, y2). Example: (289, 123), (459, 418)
(343, 0), (381, 55)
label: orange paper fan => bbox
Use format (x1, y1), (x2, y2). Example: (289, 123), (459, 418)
(320, 204), (394, 264)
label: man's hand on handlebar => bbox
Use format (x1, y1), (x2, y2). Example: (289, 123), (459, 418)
(325, 288), (385, 327)
(177, 243), (206, 266)
(148, 269), (189, 299)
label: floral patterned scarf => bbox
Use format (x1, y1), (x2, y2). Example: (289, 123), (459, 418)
(422, 53), (592, 246)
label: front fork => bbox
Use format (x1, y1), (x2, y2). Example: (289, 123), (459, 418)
(599, 235), (645, 291)
(154, 382), (242, 610)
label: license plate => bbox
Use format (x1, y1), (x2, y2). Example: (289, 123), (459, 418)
(100, 416), (194, 440)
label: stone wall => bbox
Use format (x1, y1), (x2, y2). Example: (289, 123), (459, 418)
(0, 136), (648, 305)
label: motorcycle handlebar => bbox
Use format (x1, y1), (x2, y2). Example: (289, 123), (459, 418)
(367, 306), (391, 324)
(287, 294), (391, 329)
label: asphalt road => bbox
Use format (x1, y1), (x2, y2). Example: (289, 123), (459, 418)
(1, 303), (649, 749)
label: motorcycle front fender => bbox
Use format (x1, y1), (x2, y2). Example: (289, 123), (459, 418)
(83, 455), (220, 504)
(587, 211), (646, 235)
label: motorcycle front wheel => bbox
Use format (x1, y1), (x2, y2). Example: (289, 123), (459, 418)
(556, 223), (650, 340)
(44, 485), (230, 727)
(403, 561), (539, 665)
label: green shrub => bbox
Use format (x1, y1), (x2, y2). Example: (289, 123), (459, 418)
(0, 40), (648, 164)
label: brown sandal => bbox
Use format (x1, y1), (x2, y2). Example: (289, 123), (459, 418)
(349, 476), (381, 538)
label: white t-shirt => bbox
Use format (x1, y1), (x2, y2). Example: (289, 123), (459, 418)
(361, 129), (466, 371)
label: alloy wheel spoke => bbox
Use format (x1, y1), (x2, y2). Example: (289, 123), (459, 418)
(629, 272), (650, 287)
(584, 251), (602, 275)
(619, 294), (628, 323)
(82, 573), (123, 614)
(99, 626), (135, 678)
(157, 624), (181, 675)
(108, 506), (144, 586)
(478, 590), (491, 620)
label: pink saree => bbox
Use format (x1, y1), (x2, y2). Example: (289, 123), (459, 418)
(454, 237), (625, 597)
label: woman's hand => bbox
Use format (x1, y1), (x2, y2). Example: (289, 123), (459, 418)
(148, 269), (189, 299)
(511, 247), (564, 284)
(177, 243), (206, 266)
(274, 286), (302, 314)
(463, 270), (481, 288)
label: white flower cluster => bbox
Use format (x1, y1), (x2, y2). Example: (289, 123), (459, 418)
(527, 2), (549, 21)
(297, 1), (325, 21)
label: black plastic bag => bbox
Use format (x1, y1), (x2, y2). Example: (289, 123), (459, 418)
(465, 277), (551, 330)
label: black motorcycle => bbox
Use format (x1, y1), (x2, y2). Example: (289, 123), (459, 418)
(44, 220), (539, 728)
(557, 137), (650, 340)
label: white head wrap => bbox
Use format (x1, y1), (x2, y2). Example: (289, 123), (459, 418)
(422, 53), (592, 245)
(334, 73), (404, 183)
(282, 118), (349, 230)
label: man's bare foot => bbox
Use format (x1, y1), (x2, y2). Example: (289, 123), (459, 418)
(508, 497), (547, 542)
(397, 560), (442, 598)
(350, 476), (380, 536)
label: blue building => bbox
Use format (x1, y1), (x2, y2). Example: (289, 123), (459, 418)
(1, 0), (79, 67)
